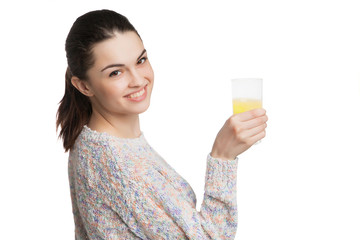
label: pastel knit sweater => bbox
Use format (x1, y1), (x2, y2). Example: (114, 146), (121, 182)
(68, 125), (239, 239)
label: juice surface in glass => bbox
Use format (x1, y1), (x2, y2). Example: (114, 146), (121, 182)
(232, 98), (262, 114)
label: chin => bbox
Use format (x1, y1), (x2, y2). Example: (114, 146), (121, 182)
(131, 100), (151, 115)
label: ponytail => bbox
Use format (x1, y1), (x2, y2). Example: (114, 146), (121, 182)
(56, 67), (92, 152)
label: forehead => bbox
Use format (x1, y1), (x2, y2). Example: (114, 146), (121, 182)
(91, 31), (144, 67)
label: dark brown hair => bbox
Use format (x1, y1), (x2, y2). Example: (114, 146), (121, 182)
(56, 9), (140, 152)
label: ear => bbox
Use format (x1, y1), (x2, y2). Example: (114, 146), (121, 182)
(71, 76), (94, 97)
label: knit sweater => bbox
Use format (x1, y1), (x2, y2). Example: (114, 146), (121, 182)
(68, 125), (239, 239)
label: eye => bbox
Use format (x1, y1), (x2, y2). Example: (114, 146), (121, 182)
(109, 70), (121, 77)
(137, 56), (148, 64)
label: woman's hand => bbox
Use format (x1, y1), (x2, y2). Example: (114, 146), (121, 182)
(210, 108), (268, 161)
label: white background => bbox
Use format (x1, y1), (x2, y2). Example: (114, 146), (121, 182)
(1, 0), (359, 239)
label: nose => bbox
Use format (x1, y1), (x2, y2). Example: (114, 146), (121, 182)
(128, 68), (145, 88)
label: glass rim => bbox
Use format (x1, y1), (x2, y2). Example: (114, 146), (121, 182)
(231, 78), (263, 82)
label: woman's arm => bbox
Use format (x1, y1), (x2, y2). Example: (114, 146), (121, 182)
(199, 154), (239, 239)
(98, 150), (238, 239)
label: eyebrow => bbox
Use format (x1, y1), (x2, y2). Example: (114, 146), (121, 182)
(100, 49), (147, 72)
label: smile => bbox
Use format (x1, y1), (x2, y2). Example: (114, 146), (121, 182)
(125, 86), (148, 102)
(128, 88), (145, 98)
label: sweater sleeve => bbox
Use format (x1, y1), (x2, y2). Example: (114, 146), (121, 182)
(97, 147), (238, 240)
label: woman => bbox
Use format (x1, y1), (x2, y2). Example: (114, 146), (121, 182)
(56, 9), (268, 240)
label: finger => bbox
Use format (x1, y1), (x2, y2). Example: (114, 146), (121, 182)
(239, 123), (267, 139)
(248, 130), (266, 145)
(242, 115), (268, 130)
(234, 108), (266, 122)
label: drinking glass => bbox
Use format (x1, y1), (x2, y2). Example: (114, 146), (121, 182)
(231, 78), (263, 143)
(231, 78), (263, 114)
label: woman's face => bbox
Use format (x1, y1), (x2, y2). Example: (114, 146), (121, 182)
(85, 31), (154, 117)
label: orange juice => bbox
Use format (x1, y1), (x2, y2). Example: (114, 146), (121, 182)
(232, 98), (262, 114)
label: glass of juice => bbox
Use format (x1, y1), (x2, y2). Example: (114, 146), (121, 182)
(232, 78), (263, 144)
(231, 78), (262, 114)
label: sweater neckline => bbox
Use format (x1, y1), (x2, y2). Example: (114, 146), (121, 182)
(82, 125), (146, 144)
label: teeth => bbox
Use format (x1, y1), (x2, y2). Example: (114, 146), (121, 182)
(129, 88), (145, 98)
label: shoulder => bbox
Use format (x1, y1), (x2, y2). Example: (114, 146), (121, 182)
(70, 126), (123, 176)
(71, 126), (110, 161)
(74, 125), (137, 156)
(71, 125), (144, 171)
(70, 125), (154, 180)
(69, 126), (132, 192)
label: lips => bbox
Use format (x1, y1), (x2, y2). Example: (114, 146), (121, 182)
(125, 85), (147, 102)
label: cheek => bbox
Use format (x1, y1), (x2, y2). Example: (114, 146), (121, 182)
(145, 63), (154, 80)
(95, 81), (128, 101)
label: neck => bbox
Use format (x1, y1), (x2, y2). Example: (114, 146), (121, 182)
(87, 108), (141, 139)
